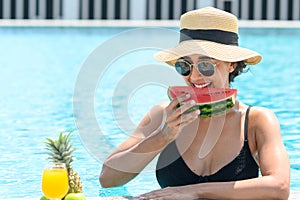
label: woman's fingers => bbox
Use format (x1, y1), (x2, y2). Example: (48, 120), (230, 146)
(162, 105), (200, 140)
(166, 92), (199, 126)
(170, 109), (200, 128)
(159, 92), (200, 142)
(166, 100), (195, 122)
(166, 93), (190, 112)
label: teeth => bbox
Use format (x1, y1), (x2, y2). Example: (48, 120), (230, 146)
(194, 83), (210, 88)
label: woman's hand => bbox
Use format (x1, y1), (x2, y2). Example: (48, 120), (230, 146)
(160, 93), (200, 142)
(137, 186), (199, 200)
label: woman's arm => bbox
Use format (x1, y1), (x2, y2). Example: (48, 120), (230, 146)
(100, 94), (199, 188)
(99, 130), (169, 188)
(139, 107), (290, 200)
(99, 104), (167, 188)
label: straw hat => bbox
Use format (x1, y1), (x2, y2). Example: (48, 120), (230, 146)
(154, 7), (262, 66)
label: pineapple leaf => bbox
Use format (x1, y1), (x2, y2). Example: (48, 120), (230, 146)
(58, 144), (66, 153)
(54, 140), (59, 150)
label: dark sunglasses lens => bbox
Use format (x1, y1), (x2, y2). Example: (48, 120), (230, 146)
(174, 61), (191, 76)
(197, 61), (215, 76)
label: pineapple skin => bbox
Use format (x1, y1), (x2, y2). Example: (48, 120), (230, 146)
(68, 168), (83, 193)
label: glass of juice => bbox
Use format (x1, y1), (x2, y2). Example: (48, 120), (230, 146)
(41, 162), (69, 200)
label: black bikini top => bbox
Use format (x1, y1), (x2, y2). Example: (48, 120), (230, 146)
(156, 106), (259, 188)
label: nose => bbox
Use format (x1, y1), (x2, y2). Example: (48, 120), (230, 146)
(190, 64), (203, 82)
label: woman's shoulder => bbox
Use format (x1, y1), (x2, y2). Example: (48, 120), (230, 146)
(238, 101), (275, 117)
(249, 106), (278, 120)
(247, 106), (280, 135)
(238, 103), (276, 118)
(238, 103), (279, 129)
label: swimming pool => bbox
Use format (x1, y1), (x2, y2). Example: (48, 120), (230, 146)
(0, 25), (299, 198)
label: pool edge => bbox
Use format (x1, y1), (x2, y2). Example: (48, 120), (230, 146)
(0, 19), (299, 28)
(4, 190), (300, 200)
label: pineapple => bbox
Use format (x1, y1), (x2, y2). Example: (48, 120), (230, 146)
(44, 130), (83, 193)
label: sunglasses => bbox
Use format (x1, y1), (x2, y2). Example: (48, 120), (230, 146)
(174, 58), (217, 77)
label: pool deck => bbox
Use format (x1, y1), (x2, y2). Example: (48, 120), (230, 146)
(0, 19), (300, 28)
(6, 191), (300, 200)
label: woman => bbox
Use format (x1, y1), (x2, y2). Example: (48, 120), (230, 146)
(100, 7), (290, 200)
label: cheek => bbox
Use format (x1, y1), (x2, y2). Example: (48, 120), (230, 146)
(183, 76), (191, 85)
(214, 68), (229, 83)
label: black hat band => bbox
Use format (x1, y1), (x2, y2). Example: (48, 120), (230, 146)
(180, 29), (239, 46)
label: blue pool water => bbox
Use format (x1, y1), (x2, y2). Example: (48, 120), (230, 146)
(0, 26), (299, 198)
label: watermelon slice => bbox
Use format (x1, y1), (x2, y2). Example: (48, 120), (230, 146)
(167, 86), (237, 118)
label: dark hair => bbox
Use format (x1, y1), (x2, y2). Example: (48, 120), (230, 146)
(229, 61), (248, 83)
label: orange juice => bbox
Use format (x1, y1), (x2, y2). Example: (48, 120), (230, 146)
(42, 168), (69, 199)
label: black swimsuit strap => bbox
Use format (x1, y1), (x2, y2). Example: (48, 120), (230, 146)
(244, 106), (252, 142)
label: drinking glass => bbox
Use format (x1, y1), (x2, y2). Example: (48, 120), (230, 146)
(41, 162), (69, 200)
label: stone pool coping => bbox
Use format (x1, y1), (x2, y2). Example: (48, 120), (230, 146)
(5, 191), (300, 200)
(0, 19), (300, 28)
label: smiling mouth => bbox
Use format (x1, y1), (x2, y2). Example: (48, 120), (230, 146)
(193, 82), (211, 88)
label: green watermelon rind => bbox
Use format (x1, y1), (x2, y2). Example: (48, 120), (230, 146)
(198, 97), (235, 117)
(167, 87), (236, 118)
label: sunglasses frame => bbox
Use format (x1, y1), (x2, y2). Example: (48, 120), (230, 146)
(174, 58), (217, 77)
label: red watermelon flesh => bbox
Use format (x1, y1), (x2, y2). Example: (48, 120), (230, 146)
(167, 86), (237, 104)
(167, 86), (237, 117)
